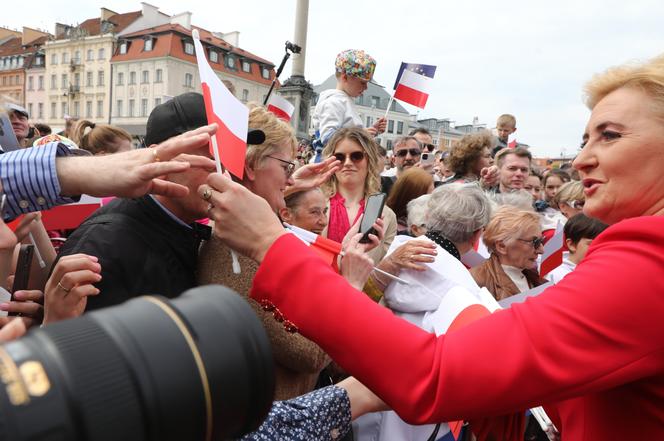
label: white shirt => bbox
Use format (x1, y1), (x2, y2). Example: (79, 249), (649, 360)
(501, 265), (530, 292)
(311, 89), (363, 144)
(546, 253), (576, 284)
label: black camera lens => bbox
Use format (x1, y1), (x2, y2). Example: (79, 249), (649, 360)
(0, 285), (275, 441)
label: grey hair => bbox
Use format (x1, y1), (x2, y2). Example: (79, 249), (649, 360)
(487, 189), (534, 212)
(393, 135), (419, 148)
(425, 183), (492, 244)
(406, 194), (430, 229)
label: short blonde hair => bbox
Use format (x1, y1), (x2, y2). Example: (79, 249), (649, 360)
(553, 181), (584, 205)
(482, 207), (540, 254)
(585, 54), (664, 117)
(496, 114), (516, 128)
(448, 130), (494, 176)
(245, 104), (297, 170)
(322, 127), (381, 197)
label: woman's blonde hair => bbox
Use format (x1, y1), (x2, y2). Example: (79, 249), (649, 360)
(482, 207), (540, 254)
(245, 104), (297, 171)
(553, 180), (584, 206)
(71, 120), (132, 154)
(321, 127), (381, 197)
(585, 54), (664, 117)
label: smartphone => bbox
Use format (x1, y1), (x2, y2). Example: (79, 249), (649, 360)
(11, 244), (34, 308)
(421, 152), (434, 165)
(359, 193), (386, 244)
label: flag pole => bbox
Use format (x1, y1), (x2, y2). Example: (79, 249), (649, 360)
(210, 135), (223, 175)
(383, 95), (394, 121)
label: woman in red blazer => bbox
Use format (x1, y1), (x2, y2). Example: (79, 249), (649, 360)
(204, 55), (664, 440)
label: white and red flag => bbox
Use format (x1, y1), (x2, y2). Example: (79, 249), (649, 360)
(284, 223), (342, 271)
(392, 63), (436, 109)
(39, 195), (102, 230)
(540, 221), (565, 276)
(266, 94), (294, 122)
(192, 29), (248, 178)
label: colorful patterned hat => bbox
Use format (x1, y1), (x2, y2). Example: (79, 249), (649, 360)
(334, 49), (376, 82)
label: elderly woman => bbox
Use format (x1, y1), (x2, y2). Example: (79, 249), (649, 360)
(322, 127), (397, 262)
(447, 130), (495, 184)
(470, 207), (547, 300)
(206, 54), (664, 438)
(278, 188), (328, 234)
(385, 167), (434, 234)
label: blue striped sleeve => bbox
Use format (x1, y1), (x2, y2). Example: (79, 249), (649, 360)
(0, 143), (77, 220)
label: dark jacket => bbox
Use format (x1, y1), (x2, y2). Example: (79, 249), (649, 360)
(55, 196), (209, 311)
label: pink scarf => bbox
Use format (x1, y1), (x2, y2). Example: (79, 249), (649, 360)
(327, 192), (365, 243)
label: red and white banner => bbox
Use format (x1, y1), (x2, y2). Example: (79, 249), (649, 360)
(40, 195), (102, 231)
(540, 221), (564, 276)
(394, 69), (433, 109)
(285, 223), (341, 270)
(192, 29), (248, 179)
(267, 94), (294, 122)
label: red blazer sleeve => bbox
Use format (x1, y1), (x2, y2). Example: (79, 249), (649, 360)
(251, 217), (664, 424)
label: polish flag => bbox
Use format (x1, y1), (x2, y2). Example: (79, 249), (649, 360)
(192, 29), (248, 179)
(40, 195), (102, 230)
(267, 94), (295, 122)
(284, 223), (341, 271)
(393, 67), (435, 109)
(540, 221), (564, 276)
(508, 139), (518, 148)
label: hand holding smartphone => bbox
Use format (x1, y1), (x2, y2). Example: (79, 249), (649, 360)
(359, 193), (386, 244)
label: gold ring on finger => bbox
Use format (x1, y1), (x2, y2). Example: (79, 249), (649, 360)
(57, 281), (71, 293)
(202, 187), (213, 201)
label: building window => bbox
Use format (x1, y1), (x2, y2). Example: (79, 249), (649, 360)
(242, 60), (251, 73)
(73, 101), (80, 117)
(154, 98), (161, 108)
(62, 52), (69, 64)
(388, 120), (394, 133)
(128, 99), (135, 117)
(98, 70), (105, 86)
(141, 99), (148, 117)
(61, 74), (68, 89)
(51, 53), (58, 65)
(87, 71), (93, 87)
(97, 100), (104, 118)
(397, 121), (404, 135)
(184, 73), (193, 88)
(141, 70), (149, 84)
(74, 73), (80, 87)
(50, 74), (56, 89)
(241, 89), (249, 102)
(86, 101), (92, 118)
(129, 71), (136, 85)
(144, 38), (153, 51)
(28, 76), (33, 90)
(184, 42), (194, 55)
(50, 102), (56, 118)
(73, 51), (80, 64)
(117, 72), (124, 85)
(35, 56), (43, 66)
(87, 49), (93, 61)
(38, 75), (44, 90)
(155, 69), (163, 83)
(226, 55), (236, 69)
(371, 96), (380, 108)
(15, 75), (20, 85)
(116, 100), (123, 117)
(386, 139), (393, 149)
(119, 42), (128, 54)
(98, 48), (105, 59)
(366, 116), (373, 127)
(38, 103), (43, 119)
(61, 102), (68, 118)
(28, 103), (33, 117)
(209, 51), (218, 63)
(261, 67), (270, 79)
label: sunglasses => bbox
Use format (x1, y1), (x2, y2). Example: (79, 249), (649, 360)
(395, 148), (421, 158)
(333, 151), (365, 163)
(517, 236), (546, 248)
(565, 200), (585, 210)
(421, 143), (435, 152)
(267, 155), (296, 177)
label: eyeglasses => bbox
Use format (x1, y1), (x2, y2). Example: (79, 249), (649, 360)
(333, 151), (365, 163)
(395, 148), (421, 158)
(565, 200), (585, 210)
(267, 155), (296, 177)
(517, 236), (546, 249)
(420, 143), (435, 152)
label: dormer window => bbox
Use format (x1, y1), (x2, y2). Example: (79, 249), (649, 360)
(119, 41), (128, 54)
(184, 42), (194, 55)
(226, 55), (236, 69)
(241, 60), (251, 73)
(261, 67), (270, 79)
(144, 37), (154, 52)
(209, 50), (218, 63)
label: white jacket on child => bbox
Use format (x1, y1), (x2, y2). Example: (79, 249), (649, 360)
(312, 89), (364, 145)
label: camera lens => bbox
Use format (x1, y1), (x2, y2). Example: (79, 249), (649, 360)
(0, 285), (275, 441)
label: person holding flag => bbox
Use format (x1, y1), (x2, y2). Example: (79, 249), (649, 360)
(311, 49), (387, 162)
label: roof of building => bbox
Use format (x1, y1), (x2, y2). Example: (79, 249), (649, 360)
(313, 74), (411, 114)
(0, 34), (47, 60)
(112, 23), (275, 85)
(78, 10), (142, 36)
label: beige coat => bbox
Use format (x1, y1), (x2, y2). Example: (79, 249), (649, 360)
(197, 237), (330, 400)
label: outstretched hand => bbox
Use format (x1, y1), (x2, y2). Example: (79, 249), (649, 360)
(286, 156), (341, 196)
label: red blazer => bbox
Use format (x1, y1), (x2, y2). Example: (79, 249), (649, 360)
(251, 216), (664, 440)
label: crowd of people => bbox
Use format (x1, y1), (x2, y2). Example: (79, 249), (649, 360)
(0, 47), (662, 441)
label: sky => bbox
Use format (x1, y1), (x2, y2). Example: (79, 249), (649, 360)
(3, 0), (664, 157)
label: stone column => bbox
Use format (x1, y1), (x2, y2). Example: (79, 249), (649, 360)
(291, 0), (308, 77)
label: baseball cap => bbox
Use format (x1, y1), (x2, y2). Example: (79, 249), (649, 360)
(5, 103), (29, 118)
(335, 49), (376, 82)
(145, 92), (265, 146)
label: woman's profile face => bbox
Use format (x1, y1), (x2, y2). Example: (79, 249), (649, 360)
(498, 223), (543, 270)
(574, 87), (664, 224)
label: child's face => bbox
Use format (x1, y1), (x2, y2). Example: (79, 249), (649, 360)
(569, 237), (593, 262)
(342, 74), (369, 97)
(496, 124), (516, 141)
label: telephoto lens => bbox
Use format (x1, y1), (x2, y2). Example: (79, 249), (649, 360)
(0, 285), (275, 441)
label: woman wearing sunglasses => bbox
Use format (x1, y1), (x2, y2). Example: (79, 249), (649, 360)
(469, 207), (548, 301)
(321, 127), (397, 263)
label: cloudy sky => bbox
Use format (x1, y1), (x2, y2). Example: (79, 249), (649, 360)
(4, 0), (664, 157)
